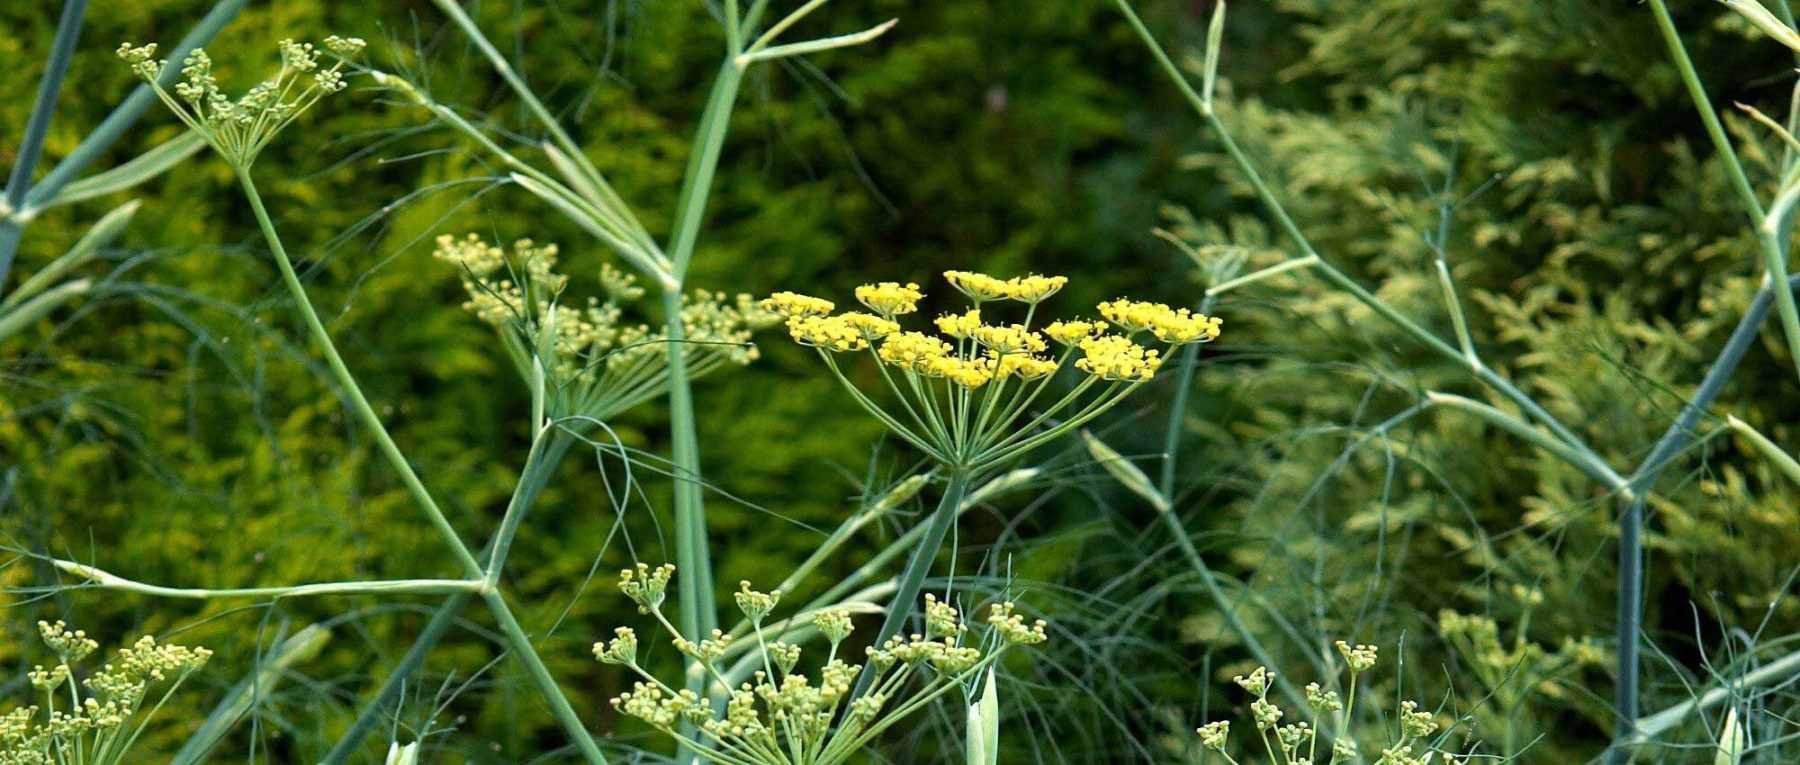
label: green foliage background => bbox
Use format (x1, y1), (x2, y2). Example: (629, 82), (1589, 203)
(3, 0), (1799, 762)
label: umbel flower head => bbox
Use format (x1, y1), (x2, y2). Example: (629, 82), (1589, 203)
(435, 233), (778, 421)
(767, 271), (1220, 470)
(594, 564), (1048, 765)
(2, 623), (211, 764)
(118, 35), (366, 169)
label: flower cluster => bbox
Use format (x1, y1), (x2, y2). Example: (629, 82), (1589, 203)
(436, 233), (778, 421)
(1194, 641), (1476, 765)
(119, 36), (365, 168)
(595, 565), (1047, 765)
(1, 624), (210, 765)
(768, 271), (1220, 469)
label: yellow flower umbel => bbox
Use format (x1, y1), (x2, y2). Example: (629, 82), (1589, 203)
(769, 271), (1221, 470)
(594, 565), (1047, 765)
(437, 233), (778, 421)
(119, 36), (365, 169)
(1, 623), (211, 765)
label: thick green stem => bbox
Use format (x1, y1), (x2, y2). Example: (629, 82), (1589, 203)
(320, 591), (472, 764)
(324, 421), (584, 760)
(49, 559), (476, 600)
(0, 0), (86, 292)
(236, 169), (485, 580)
(849, 470), (969, 701)
(1647, 0), (1800, 387)
(662, 52), (745, 734)
(482, 590), (608, 764)
(484, 428), (576, 588)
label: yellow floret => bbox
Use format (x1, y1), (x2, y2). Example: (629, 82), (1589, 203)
(1075, 334), (1163, 382)
(923, 355), (995, 389)
(944, 271), (1013, 302)
(991, 351), (1058, 380)
(1148, 310), (1222, 344)
(1004, 273), (1068, 303)
(972, 324), (1048, 355)
(854, 281), (925, 317)
(839, 311), (901, 341)
(786, 315), (868, 352)
(878, 331), (954, 370)
(1044, 320), (1102, 345)
(934, 308), (983, 339)
(763, 291), (836, 318)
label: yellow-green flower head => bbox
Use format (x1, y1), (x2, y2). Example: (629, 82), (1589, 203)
(839, 311), (901, 342)
(972, 323), (1048, 355)
(944, 270), (1013, 302)
(1044, 319), (1102, 345)
(924, 355), (995, 389)
(432, 233), (506, 277)
(1075, 334), (1162, 382)
(786, 314), (868, 352)
(119, 36), (364, 168)
(762, 291), (835, 318)
(599, 263), (646, 301)
(1005, 273), (1068, 303)
(934, 308), (983, 339)
(854, 281), (925, 317)
(1096, 298), (1165, 332)
(991, 351), (1057, 380)
(1148, 310), (1222, 344)
(1197, 720), (1230, 751)
(878, 331), (953, 370)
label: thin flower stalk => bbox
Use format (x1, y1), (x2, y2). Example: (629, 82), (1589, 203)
(596, 566), (1047, 765)
(770, 272), (1219, 694)
(424, 10), (896, 732)
(0, 622), (211, 765)
(122, 38), (610, 763)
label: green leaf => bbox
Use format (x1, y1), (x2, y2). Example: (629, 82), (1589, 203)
(386, 741), (422, 765)
(2, 199), (137, 311)
(1202, 0), (1227, 111)
(1727, 414), (1800, 488)
(37, 132), (207, 211)
(1715, 706), (1744, 765)
(1082, 431), (1170, 513)
(0, 278), (91, 344)
(966, 668), (1000, 765)
(170, 624), (332, 765)
(1723, 0), (1800, 52)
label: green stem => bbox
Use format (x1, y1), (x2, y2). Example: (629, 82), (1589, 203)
(49, 559), (477, 600)
(1647, 0), (1800, 386)
(320, 591), (472, 764)
(0, 0), (86, 292)
(482, 590), (608, 764)
(660, 57), (745, 732)
(484, 427), (576, 588)
(848, 470), (969, 701)
(235, 168), (485, 579)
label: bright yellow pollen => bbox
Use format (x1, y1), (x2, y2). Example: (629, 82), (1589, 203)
(934, 309), (983, 339)
(1045, 320), (1102, 345)
(1097, 299), (1222, 345)
(943, 271), (1013, 302)
(1149, 311), (1222, 344)
(854, 281), (925, 316)
(972, 324), (1048, 355)
(1075, 334), (1162, 382)
(786, 314), (867, 352)
(839, 311), (901, 341)
(763, 291), (836, 318)
(991, 351), (1057, 380)
(923, 355), (995, 389)
(1004, 274), (1068, 302)
(878, 331), (953, 370)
